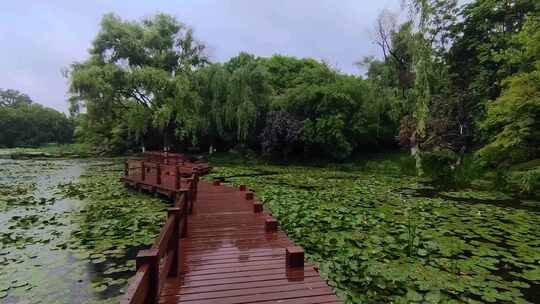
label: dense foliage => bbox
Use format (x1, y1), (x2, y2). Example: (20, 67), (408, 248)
(0, 89), (33, 107)
(69, 15), (399, 159)
(260, 110), (303, 159)
(0, 89), (74, 147)
(361, 0), (540, 193)
(477, 17), (540, 166)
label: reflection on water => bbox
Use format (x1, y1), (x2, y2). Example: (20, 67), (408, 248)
(0, 159), (129, 304)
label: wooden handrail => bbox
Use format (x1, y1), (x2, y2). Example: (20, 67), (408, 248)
(126, 166), (144, 170)
(152, 214), (176, 256)
(121, 264), (150, 304)
(121, 176), (195, 304)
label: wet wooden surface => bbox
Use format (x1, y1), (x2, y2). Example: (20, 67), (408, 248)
(159, 181), (340, 304)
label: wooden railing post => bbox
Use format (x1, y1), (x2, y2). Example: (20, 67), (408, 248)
(178, 189), (192, 215)
(253, 201), (263, 213)
(181, 212), (188, 238)
(136, 249), (159, 304)
(174, 190), (184, 208)
(265, 217), (278, 232)
(141, 161), (146, 182)
(184, 177), (193, 209)
(156, 164), (161, 185)
(180, 190), (188, 237)
(167, 207), (181, 277)
(124, 161), (129, 176)
(188, 176), (193, 203)
(175, 166), (181, 190)
(286, 246), (304, 268)
(193, 173), (199, 201)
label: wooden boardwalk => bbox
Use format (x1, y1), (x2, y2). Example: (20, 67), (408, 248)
(159, 181), (340, 304)
(120, 153), (341, 304)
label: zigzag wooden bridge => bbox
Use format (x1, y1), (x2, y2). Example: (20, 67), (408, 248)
(120, 152), (341, 304)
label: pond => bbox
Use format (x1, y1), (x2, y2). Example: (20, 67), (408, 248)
(0, 158), (167, 304)
(206, 159), (540, 304)
(2, 155), (539, 303)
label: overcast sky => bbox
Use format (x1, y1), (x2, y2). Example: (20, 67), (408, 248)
(0, 0), (402, 113)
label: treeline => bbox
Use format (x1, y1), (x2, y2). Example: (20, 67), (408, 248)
(68, 13), (398, 158)
(0, 89), (74, 148)
(69, 0), (539, 190)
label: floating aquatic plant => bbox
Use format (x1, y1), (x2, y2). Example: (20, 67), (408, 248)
(206, 157), (540, 303)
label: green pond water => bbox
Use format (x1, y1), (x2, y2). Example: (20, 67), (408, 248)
(0, 158), (166, 304)
(1, 156), (539, 303)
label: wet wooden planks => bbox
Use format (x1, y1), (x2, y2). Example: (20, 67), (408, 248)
(159, 181), (340, 304)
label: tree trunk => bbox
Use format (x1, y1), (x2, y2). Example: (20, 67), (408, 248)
(411, 144), (424, 176)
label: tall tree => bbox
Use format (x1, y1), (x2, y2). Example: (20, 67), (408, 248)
(194, 53), (272, 150)
(448, 0), (538, 134)
(224, 53), (272, 145)
(397, 0), (459, 173)
(69, 13), (208, 152)
(362, 16), (417, 141)
(477, 15), (540, 165)
(372, 11), (416, 96)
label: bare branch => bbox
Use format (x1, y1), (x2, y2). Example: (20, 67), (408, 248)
(373, 9), (399, 61)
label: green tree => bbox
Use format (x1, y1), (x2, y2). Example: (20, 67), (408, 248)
(394, 0), (459, 174)
(69, 13), (208, 152)
(224, 53), (272, 145)
(478, 16), (540, 165)
(273, 60), (373, 159)
(360, 19), (418, 140)
(260, 110), (303, 160)
(0, 102), (73, 148)
(448, 0), (538, 137)
(194, 53), (272, 150)
(0, 89), (33, 107)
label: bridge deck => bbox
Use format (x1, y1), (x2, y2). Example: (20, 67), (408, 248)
(159, 181), (340, 304)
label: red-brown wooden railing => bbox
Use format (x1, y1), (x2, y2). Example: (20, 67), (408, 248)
(123, 160), (199, 195)
(120, 189), (192, 304)
(120, 154), (205, 304)
(138, 152), (212, 174)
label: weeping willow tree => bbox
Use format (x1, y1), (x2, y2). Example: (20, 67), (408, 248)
(226, 58), (272, 144)
(411, 35), (433, 175)
(195, 64), (230, 145)
(69, 13), (208, 152)
(195, 53), (272, 149)
(402, 0), (457, 174)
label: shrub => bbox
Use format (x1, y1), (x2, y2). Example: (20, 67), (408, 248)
(452, 155), (485, 188)
(517, 169), (540, 196)
(420, 150), (458, 183)
(398, 154), (418, 176)
(260, 110), (303, 159)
